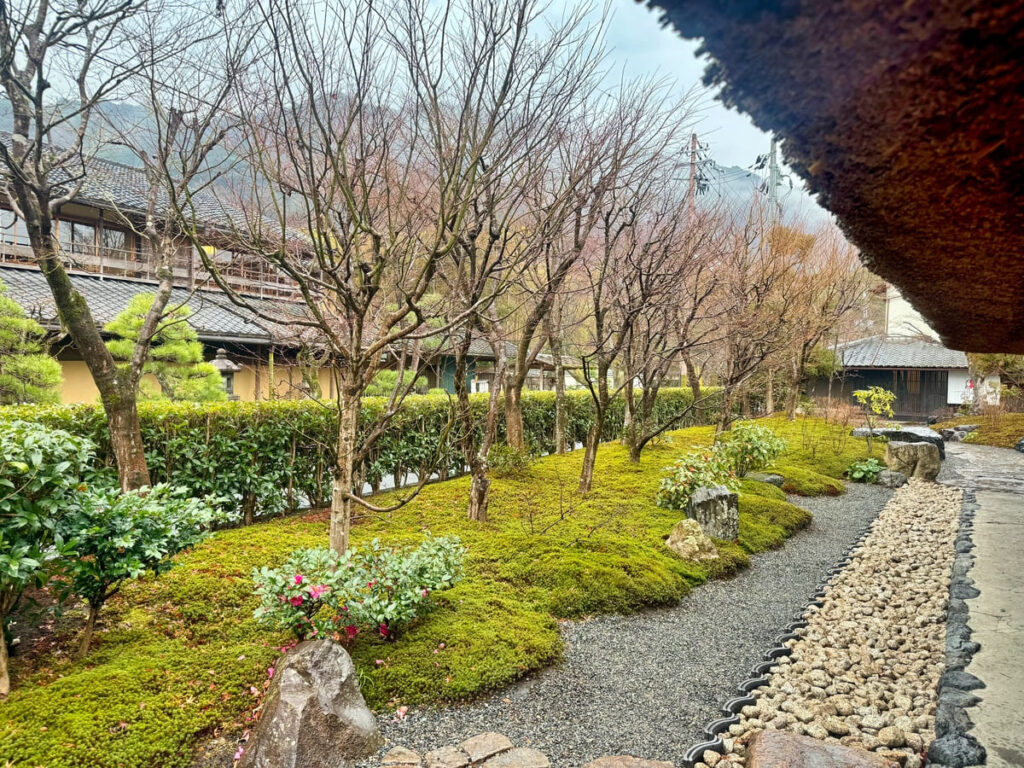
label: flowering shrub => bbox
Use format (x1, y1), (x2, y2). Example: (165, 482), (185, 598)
(252, 536), (465, 641)
(716, 421), (787, 477)
(655, 445), (738, 511)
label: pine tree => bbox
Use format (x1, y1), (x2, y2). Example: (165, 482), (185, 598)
(0, 278), (62, 404)
(105, 294), (227, 402)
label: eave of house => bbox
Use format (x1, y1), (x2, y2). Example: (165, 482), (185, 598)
(644, 0), (1024, 353)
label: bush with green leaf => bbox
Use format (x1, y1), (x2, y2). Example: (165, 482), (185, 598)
(852, 386), (896, 455)
(105, 293), (226, 402)
(716, 421), (787, 477)
(655, 445), (738, 512)
(252, 536), (465, 641)
(0, 279), (62, 404)
(0, 420), (95, 694)
(58, 483), (217, 657)
(846, 457), (885, 483)
(487, 443), (532, 477)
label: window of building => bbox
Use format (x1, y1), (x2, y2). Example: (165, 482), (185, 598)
(102, 226), (130, 260)
(56, 220), (97, 256)
(0, 210), (31, 246)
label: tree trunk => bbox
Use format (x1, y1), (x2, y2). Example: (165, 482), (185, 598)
(578, 414), (603, 493)
(682, 351), (701, 400)
(34, 239), (150, 490)
(467, 462), (490, 522)
(505, 384), (525, 452)
(766, 369), (775, 414)
(0, 620), (8, 698)
(717, 389), (734, 433)
(551, 336), (567, 454)
(241, 493), (256, 526)
(77, 601), (101, 659)
(330, 390), (360, 554)
(623, 380), (640, 463)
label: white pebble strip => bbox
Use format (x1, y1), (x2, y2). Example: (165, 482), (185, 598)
(697, 479), (962, 768)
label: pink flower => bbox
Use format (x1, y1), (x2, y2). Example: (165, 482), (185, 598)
(376, 659), (385, 665)
(367, 579), (378, 588)
(250, 686), (259, 696)
(308, 584), (328, 600)
(344, 625), (359, 639)
(294, 574), (304, 585)
(395, 705), (408, 721)
(267, 666), (275, 679)
(289, 595), (304, 607)
(421, 588), (429, 597)
(439, 642), (445, 649)
(234, 746), (244, 761)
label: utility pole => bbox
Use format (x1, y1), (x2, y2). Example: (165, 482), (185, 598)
(767, 136), (781, 216)
(687, 132), (698, 221)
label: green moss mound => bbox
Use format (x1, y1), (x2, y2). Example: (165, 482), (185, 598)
(771, 463), (846, 496)
(934, 413), (1024, 449)
(0, 416), (863, 768)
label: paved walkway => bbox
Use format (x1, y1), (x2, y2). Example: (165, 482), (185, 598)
(942, 443), (1024, 768)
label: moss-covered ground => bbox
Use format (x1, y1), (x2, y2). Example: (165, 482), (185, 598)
(0, 416), (868, 768)
(934, 412), (1024, 449)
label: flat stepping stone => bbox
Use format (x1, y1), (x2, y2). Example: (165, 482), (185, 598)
(383, 746), (423, 767)
(460, 732), (514, 763)
(480, 747), (550, 768)
(425, 745), (471, 768)
(584, 758), (674, 768)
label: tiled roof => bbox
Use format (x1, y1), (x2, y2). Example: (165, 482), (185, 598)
(0, 265), (276, 343)
(839, 335), (968, 369)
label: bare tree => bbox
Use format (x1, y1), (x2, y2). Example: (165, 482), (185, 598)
(0, 0), (154, 488)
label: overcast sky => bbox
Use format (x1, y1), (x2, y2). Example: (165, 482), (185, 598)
(602, 1), (768, 169)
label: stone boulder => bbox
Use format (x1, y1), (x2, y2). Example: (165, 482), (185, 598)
(851, 427), (884, 438)
(665, 518), (719, 561)
(1015, 436), (1024, 454)
(746, 730), (898, 768)
(747, 471), (784, 487)
(885, 441), (941, 481)
(583, 759), (673, 768)
(687, 485), (739, 541)
(957, 424), (979, 433)
(876, 469), (908, 488)
(879, 426), (945, 459)
(239, 640), (382, 768)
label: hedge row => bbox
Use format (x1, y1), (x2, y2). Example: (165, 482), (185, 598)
(1, 387), (720, 520)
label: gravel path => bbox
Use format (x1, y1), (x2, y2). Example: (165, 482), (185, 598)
(365, 483), (891, 767)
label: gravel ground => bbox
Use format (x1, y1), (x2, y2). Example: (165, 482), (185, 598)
(710, 480), (963, 768)
(363, 483), (891, 767)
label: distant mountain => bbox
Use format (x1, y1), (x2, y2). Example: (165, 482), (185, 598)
(700, 160), (834, 228)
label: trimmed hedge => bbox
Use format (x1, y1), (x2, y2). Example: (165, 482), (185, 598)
(0, 387), (720, 521)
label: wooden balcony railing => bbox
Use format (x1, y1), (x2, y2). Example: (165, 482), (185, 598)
(0, 239), (301, 300)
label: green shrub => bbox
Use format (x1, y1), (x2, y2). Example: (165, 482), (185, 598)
(846, 457), (885, 483)
(717, 421), (786, 477)
(655, 445), (738, 511)
(253, 536), (465, 641)
(58, 484), (218, 657)
(1, 388), (720, 522)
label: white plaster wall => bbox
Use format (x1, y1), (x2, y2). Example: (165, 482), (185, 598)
(886, 286), (940, 339)
(948, 370), (1002, 406)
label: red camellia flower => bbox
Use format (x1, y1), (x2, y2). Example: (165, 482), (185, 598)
(344, 625), (359, 639)
(289, 595), (304, 607)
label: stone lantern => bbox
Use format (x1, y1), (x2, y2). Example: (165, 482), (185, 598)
(210, 348), (243, 400)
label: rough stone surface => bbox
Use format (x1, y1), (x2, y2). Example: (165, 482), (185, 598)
(459, 733), (514, 764)
(687, 485), (739, 540)
(745, 730), (896, 768)
(665, 517), (719, 561)
(583, 759), (673, 768)
(876, 470), (908, 489)
(885, 441), (941, 481)
(851, 427), (884, 438)
(424, 746), (469, 768)
(1015, 436), (1024, 454)
(383, 746), (422, 767)
(480, 748), (550, 768)
(747, 472), (784, 487)
(881, 426), (945, 459)
(955, 425), (978, 433)
(239, 640), (382, 768)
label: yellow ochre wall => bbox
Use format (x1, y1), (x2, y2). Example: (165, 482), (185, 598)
(57, 360), (335, 404)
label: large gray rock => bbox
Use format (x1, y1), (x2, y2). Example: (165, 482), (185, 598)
(880, 426), (945, 459)
(687, 485), (739, 541)
(239, 640), (382, 768)
(885, 441), (941, 481)
(876, 469), (908, 488)
(1015, 436), (1024, 454)
(665, 518), (719, 561)
(850, 427), (884, 438)
(956, 424), (979, 433)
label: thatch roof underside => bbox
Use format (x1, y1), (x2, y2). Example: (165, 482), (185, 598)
(645, 0), (1024, 352)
